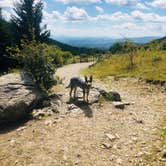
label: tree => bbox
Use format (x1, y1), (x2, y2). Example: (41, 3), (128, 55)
(0, 8), (2, 19)
(11, 0), (50, 44)
(0, 8), (16, 71)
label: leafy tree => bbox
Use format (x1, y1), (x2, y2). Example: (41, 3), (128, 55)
(109, 41), (139, 54)
(11, 0), (50, 44)
(109, 42), (124, 54)
(109, 40), (138, 70)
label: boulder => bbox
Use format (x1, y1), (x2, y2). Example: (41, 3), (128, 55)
(95, 87), (121, 101)
(104, 91), (121, 101)
(0, 73), (43, 124)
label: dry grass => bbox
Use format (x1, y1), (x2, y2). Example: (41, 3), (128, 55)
(84, 50), (166, 81)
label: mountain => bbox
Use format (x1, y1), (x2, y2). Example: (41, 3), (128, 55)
(144, 36), (166, 50)
(54, 36), (160, 50)
(150, 36), (166, 43)
(47, 38), (103, 55)
(109, 36), (166, 54)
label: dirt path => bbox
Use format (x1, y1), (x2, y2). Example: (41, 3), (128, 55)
(56, 62), (93, 85)
(0, 63), (165, 166)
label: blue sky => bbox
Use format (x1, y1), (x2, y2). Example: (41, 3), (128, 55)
(1, 0), (166, 38)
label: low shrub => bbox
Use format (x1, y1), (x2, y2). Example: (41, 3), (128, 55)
(8, 40), (56, 90)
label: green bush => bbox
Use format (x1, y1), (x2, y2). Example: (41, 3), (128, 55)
(46, 46), (74, 66)
(8, 41), (56, 90)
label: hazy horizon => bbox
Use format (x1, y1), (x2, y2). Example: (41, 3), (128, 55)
(52, 35), (162, 39)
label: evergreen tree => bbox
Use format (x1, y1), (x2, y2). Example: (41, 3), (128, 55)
(11, 0), (50, 44)
(0, 8), (2, 19)
(0, 8), (16, 71)
(0, 9), (12, 55)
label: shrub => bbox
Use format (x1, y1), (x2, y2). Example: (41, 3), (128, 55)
(46, 46), (74, 66)
(8, 40), (56, 90)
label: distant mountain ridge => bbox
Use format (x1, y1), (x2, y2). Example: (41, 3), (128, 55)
(53, 36), (160, 50)
(47, 38), (102, 55)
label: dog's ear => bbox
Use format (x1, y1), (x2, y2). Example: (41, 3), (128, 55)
(90, 75), (93, 82)
(84, 76), (88, 82)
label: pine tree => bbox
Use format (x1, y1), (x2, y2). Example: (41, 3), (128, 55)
(0, 8), (16, 71)
(0, 8), (2, 19)
(11, 0), (50, 44)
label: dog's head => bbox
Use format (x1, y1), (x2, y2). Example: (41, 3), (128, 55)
(84, 75), (93, 89)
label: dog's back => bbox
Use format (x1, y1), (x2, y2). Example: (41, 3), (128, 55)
(69, 77), (86, 89)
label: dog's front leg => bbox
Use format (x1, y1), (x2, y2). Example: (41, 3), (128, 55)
(86, 90), (89, 103)
(83, 90), (86, 101)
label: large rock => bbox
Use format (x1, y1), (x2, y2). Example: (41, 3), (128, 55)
(0, 73), (43, 124)
(94, 87), (121, 101)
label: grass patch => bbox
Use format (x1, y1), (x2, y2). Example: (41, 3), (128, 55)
(84, 50), (166, 81)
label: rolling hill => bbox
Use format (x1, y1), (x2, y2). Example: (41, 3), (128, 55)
(54, 36), (160, 50)
(47, 38), (102, 55)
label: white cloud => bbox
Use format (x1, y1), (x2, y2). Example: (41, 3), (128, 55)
(135, 3), (150, 10)
(95, 6), (104, 13)
(131, 10), (166, 22)
(104, 0), (149, 10)
(43, 8), (166, 37)
(105, 0), (139, 6)
(146, 0), (166, 8)
(111, 22), (165, 37)
(1, 10), (12, 21)
(1, 0), (47, 20)
(64, 6), (89, 21)
(55, 0), (102, 4)
(0, 0), (47, 8)
(47, 21), (166, 38)
(43, 6), (89, 21)
(44, 8), (166, 23)
(0, 0), (14, 8)
(94, 12), (132, 21)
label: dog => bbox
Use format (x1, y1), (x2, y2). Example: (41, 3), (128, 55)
(67, 76), (93, 102)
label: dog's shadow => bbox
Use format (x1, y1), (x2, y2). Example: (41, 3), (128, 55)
(67, 98), (93, 118)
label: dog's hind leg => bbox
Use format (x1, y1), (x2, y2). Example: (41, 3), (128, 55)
(70, 87), (73, 98)
(74, 87), (77, 98)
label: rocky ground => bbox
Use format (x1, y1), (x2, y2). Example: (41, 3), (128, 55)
(0, 62), (166, 166)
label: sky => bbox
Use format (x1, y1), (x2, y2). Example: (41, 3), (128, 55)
(1, 0), (166, 38)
